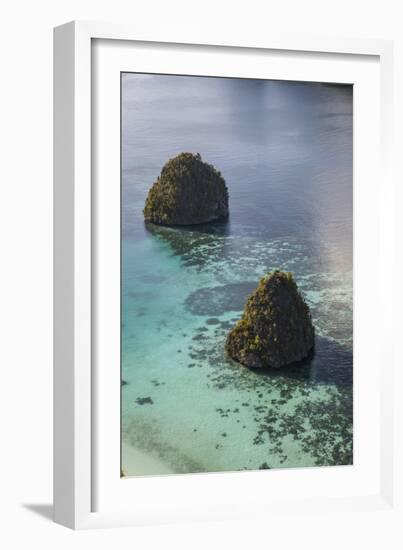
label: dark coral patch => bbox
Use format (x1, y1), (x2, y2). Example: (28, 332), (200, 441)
(185, 282), (257, 316)
(135, 397), (154, 405)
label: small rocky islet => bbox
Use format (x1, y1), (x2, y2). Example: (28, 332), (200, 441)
(143, 152), (229, 225)
(143, 154), (314, 370)
(225, 271), (314, 369)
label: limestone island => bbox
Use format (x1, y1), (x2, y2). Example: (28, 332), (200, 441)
(225, 271), (314, 369)
(143, 152), (229, 225)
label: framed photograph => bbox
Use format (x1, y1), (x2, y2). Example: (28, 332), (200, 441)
(54, 21), (399, 530)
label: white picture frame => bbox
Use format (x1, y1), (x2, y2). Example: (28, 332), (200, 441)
(54, 20), (400, 531)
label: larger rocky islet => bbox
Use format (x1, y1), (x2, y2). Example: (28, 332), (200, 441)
(225, 271), (315, 369)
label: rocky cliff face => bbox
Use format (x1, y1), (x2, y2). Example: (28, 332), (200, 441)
(143, 153), (229, 225)
(226, 271), (314, 369)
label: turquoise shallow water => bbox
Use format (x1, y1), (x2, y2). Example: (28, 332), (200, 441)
(121, 74), (353, 474)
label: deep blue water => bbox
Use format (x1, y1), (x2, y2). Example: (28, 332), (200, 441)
(121, 74), (353, 475)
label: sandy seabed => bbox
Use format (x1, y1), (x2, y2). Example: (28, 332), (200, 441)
(122, 441), (173, 477)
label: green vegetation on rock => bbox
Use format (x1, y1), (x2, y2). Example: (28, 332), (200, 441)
(143, 153), (229, 225)
(225, 271), (314, 369)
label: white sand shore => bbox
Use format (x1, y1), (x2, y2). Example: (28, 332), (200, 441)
(122, 441), (174, 477)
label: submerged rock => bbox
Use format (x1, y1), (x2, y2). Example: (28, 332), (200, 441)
(225, 271), (314, 369)
(143, 153), (229, 225)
